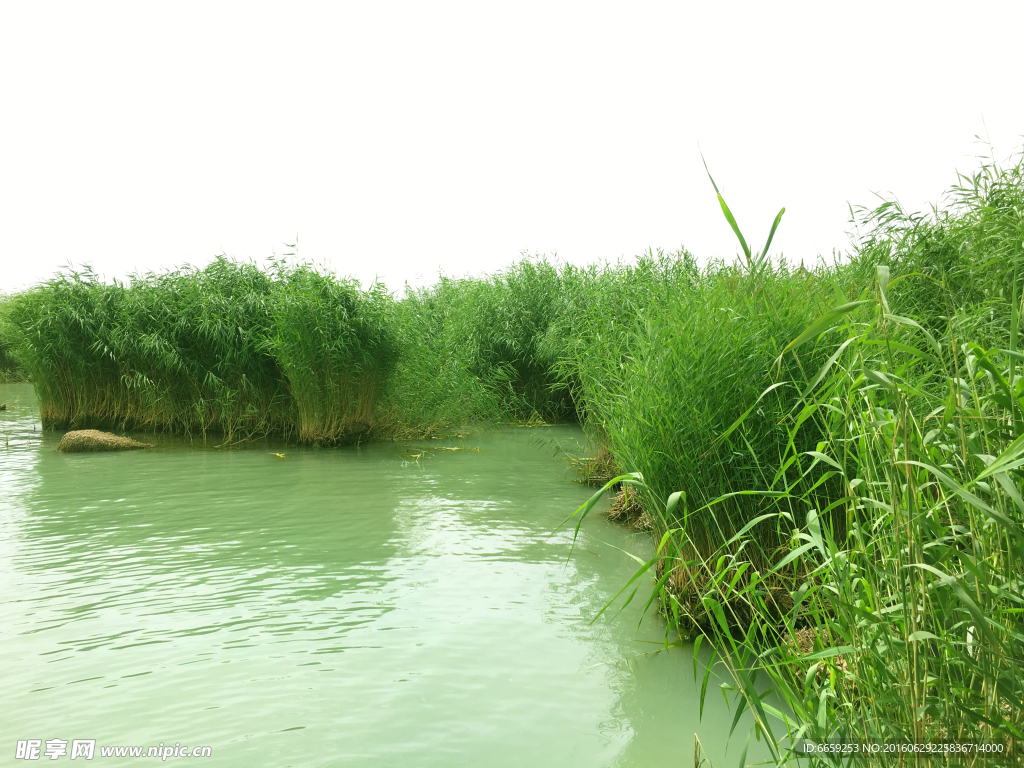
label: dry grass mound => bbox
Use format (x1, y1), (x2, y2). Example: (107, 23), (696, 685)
(607, 486), (651, 530)
(57, 429), (153, 453)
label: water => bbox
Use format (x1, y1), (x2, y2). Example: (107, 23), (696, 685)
(0, 383), (766, 767)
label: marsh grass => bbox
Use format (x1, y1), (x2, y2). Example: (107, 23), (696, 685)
(0, 295), (28, 382)
(576, 151), (1024, 766)
(557, 225), (847, 565)
(4, 259), (402, 443)
(267, 263), (397, 443)
(5, 260), (288, 438)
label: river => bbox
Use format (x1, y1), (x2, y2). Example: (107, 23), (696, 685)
(0, 382), (766, 767)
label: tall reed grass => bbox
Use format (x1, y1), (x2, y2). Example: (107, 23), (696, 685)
(574, 151), (1024, 766)
(5, 260), (288, 437)
(0, 293), (29, 382)
(3, 259), (402, 442)
(559, 248), (847, 558)
(267, 263), (397, 443)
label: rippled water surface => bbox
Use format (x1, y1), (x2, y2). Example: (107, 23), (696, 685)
(1, 383), (763, 766)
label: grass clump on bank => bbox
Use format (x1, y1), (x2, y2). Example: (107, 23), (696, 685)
(561, 248), (847, 559)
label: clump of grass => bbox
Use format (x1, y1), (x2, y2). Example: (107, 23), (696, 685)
(466, 259), (576, 423)
(374, 258), (581, 436)
(372, 277), (510, 438)
(267, 263), (398, 443)
(3, 258), (407, 443)
(683, 269), (1024, 763)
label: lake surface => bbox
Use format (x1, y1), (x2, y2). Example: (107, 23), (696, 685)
(0, 383), (764, 767)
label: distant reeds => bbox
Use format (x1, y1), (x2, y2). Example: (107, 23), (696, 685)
(0, 293), (29, 382)
(3, 259), (399, 443)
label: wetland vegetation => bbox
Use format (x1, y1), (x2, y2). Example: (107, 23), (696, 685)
(2, 150), (1022, 765)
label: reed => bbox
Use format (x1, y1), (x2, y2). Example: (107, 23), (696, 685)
(0, 293), (29, 382)
(3, 259), (404, 442)
(267, 263), (398, 443)
(373, 278), (508, 437)
(8, 260), (289, 437)
(559, 247), (845, 560)
(580, 151), (1024, 766)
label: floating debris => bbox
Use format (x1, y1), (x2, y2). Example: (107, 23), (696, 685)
(57, 429), (153, 453)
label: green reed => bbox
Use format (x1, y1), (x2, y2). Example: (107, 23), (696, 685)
(582, 151), (1024, 766)
(0, 293), (29, 382)
(560, 251), (846, 558)
(374, 277), (508, 437)
(266, 263), (398, 443)
(3, 259), (402, 442)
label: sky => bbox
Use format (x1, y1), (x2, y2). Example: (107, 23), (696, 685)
(2, 1), (1023, 294)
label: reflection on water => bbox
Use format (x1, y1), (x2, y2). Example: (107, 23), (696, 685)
(0, 383), (765, 767)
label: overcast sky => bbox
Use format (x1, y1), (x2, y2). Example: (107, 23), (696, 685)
(2, 1), (1022, 294)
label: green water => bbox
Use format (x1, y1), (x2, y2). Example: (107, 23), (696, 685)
(1, 383), (766, 767)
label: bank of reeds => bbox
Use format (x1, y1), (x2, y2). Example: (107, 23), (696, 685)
(0, 293), (29, 382)
(572, 152), (1024, 765)
(3, 259), (401, 443)
(4, 260), (287, 437)
(560, 248), (848, 559)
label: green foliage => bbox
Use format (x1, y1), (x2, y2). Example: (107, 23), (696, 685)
(0, 293), (29, 382)
(5, 260), (287, 436)
(560, 249), (844, 557)
(2, 259), (402, 442)
(267, 263), (398, 443)
(598, 151), (1024, 765)
(376, 278), (508, 437)
(466, 259), (576, 422)
(377, 258), (578, 435)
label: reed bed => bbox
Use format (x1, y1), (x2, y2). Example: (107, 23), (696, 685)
(567, 152), (1024, 766)
(3, 259), (401, 443)
(5, 260), (289, 437)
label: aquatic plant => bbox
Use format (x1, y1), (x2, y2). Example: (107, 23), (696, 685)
(5, 260), (288, 437)
(0, 293), (29, 382)
(266, 263), (398, 443)
(3, 259), (406, 442)
(558, 244), (844, 560)
(593, 151), (1024, 766)
(374, 278), (508, 438)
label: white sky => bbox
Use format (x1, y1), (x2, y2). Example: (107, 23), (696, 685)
(2, 1), (1022, 294)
